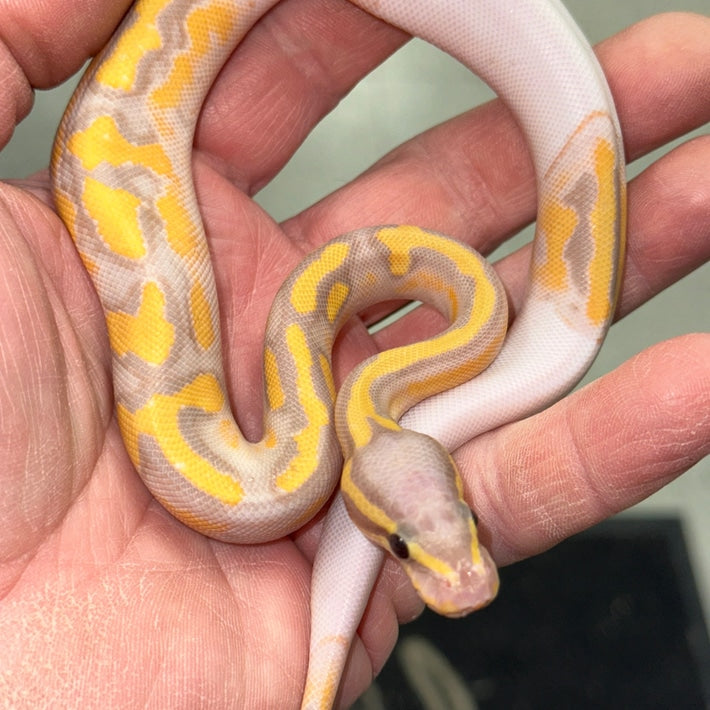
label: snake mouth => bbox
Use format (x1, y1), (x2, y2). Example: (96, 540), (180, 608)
(416, 545), (499, 618)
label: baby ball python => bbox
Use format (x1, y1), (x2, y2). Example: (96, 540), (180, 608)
(50, 0), (625, 707)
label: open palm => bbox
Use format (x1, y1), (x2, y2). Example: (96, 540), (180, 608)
(1, 2), (708, 707)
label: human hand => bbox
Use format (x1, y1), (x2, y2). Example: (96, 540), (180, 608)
(0, 1), (708, 707)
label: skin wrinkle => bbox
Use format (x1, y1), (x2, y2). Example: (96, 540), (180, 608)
(36, 252), (115, 511)
(0, 213), (69, 539)
(457, 440), (520, 567)
(198, 0), (408, 191)
(444, 107), (532, 254)
(565, 385), (635, 517)
(512, 422), (591, 551)
(0, 39), (33, 150)
(265, 5), (346, 100)
(423, 125), (506, 245)
(469, 334), (710, 567)
(12, 555), (227, 706)
(631, 342), (710, 471)
(282, 15), (710, 264)
(605, 15), (710, 157)
(622, 138), (710, 302)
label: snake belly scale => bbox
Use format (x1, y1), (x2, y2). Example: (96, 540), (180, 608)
(50, 0), (625, 708)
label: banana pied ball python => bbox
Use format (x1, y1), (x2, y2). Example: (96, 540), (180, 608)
(50, 0), (626, 708)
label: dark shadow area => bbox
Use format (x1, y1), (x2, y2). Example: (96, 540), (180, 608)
(358, 517), (710, 710)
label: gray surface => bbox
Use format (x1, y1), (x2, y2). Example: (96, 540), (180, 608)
(1, 1), (708, 609)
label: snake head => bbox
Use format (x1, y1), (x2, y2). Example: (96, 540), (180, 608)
(341, 429), (499, 617)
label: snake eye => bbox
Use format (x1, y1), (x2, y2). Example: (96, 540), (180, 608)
(388, 533), (410, 560)
(470, 508), (479, 526)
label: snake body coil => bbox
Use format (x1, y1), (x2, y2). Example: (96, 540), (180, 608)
(51, 1), (625, 707)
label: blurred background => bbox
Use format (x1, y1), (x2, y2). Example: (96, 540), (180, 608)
(1, 1), (707, 706)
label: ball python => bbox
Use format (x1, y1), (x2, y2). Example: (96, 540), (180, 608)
(50, 0), (626, 708)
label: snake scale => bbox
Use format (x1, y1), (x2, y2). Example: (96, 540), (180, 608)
(50, 0), (625, 707)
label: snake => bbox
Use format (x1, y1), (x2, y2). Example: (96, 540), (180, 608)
(50, 0), (626, 707)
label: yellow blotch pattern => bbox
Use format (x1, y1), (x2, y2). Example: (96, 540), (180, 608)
(218, 417), (240, 449)
(326, 282), (349, 323)
(95, 0), (166, 91)
(264, 347), (285, 411)
(53, 190), (78, 241)
(341, 458), (397, 536)
(150, 2), (240, 109)
(158, 499), (233, 537)
(376, 226), (482, 281)
(83, 177), (146, 259)
(291, 242), (350, 315)
(263, 427), (278, 449)
(157, 184), (201, 258)
(586, 139), (621, 325)
(376, 226), (415, 275)
(534, 189), (578, 292)
(319, 353), (336, 404)
(69, 115), (172, 174)
(275, 325), (330, 492)
(189, 280), (216, 350)
(106, 282), (175, 364)
(346, 231), (502, 449)
(399, 328), (504, 411)
(118, 372), (244, 505)
(401, 270), (459, 320)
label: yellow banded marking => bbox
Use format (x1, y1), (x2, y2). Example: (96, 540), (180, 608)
(156, 184), (202, 258)
(83, 178), (146, 259)
(376, 226), (418, 276)
(69, 116), (172, 260)
(326, 282), (350, 323)
(586, 138), (619, 325)
(535, 189), (578, 292)
(347, 228), (500, 448)
(386, 243), (410, 276)
(319, 353), (336, 403)
(106, 282), (175, 364)
(118, 372), (244, 505)
(264, 347), (285, 410)
(158, 500), (233, 537)
(53, 190), (78, 242)
(95, 0), (166, 91)
(150, 2), (240, 109)
(69, 115), (172, 175)
(376, 225), (475, 278)
(466, 516), (483, 568)
(291, 242), (350, 315)
(275, 325), (330, 492)
(189, 280), (216, 350)
(401, 270), (459, 320)
(399, 328), (504, 410)
(408, 542), (459, 586)
(451, 463), (489, 581)
(55, 188), (101, 276)
(263, 428), (278, 449)
(341, 458), (396, 533)
(218, 417), (240, 449)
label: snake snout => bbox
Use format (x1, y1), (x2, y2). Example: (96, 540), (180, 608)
(414, 543), (499, 619)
